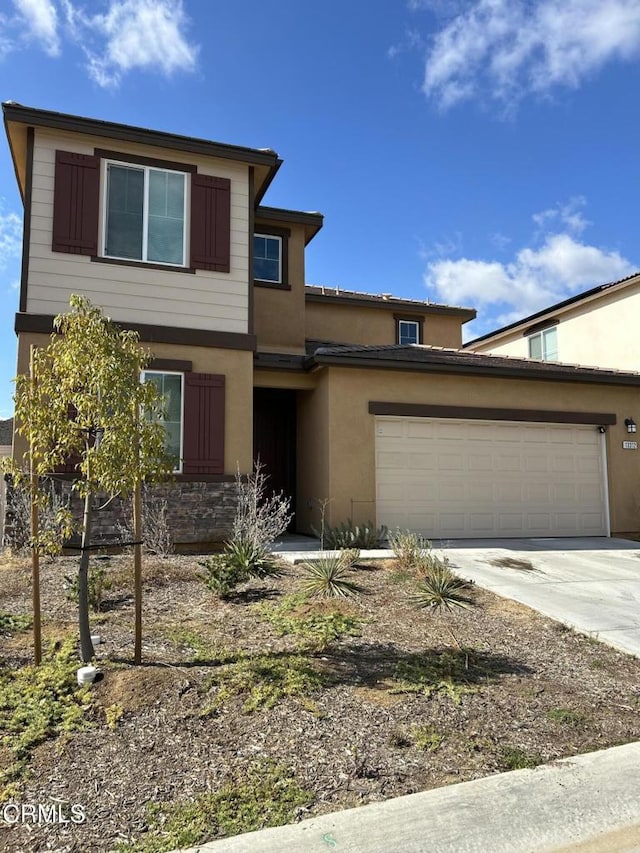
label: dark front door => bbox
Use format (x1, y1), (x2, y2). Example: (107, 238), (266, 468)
(253, 388), (297, 527)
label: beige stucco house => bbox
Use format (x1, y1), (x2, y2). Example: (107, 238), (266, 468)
(466, 272), (640, 371)
(5, 102), (640, 544)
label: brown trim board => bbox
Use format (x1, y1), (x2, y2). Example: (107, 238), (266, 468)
(248, 167), (255, 335)
(3, 103), (279, 167)
(149, 358), (193, 372)
(368, 402), (617, 426)
(19, 126), (34, 314)
(91, 256), (195, 274)
(94, 148), (197, 173)
(15, 313), (257, 351)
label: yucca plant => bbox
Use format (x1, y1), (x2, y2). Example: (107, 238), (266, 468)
(300, 554), (364, 599)
(225, 539), (282, 580)
(411, 559), (474, 667)
(389, 529), (430, 573)
(412, 560), (472, 613)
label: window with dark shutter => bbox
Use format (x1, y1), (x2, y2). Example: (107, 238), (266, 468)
(52, 151), (100, 255)
(190, 175), (231, 272)
(182, 373), (225, 474)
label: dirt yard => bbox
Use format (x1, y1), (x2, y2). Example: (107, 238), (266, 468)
(1, 551), (639, 852)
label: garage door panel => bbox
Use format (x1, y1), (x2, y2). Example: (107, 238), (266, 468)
(469, 483), (496, 501)
(525, 455), (550, 473)
(468, 453), (493, 471)
(375, 417), (607, 538)
(408, 453), (436, 469)
(438, 454), (464, 471)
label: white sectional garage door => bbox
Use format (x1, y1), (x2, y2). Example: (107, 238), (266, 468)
(375, 417), (608, 538)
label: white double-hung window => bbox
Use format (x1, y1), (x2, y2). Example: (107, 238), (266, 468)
(104, 162), (187, 266)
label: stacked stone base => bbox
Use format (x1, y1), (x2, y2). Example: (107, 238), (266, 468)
(2, 477), (238, 552)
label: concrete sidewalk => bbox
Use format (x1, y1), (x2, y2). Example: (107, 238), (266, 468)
(176, 742), (640, 852)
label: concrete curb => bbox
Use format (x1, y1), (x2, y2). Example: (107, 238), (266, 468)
(174, 742), (640, 852)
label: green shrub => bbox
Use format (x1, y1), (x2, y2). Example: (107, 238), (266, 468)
(117, 761), (312, 852)
(300, 554), (364, 599)
(201, 541), (282, 599)
(313, 519), (387, 549)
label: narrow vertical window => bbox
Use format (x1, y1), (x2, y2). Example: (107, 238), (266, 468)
(143, 371), (184, 471)
(254, 234), (282, 282)
(398, 319), (420, 345)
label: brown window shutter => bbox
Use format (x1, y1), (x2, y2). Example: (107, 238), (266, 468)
(190, 175), (231, 272)
(182, 372), (225, 474)
(52, 150), (100, 255)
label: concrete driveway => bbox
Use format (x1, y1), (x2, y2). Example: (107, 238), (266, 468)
(434, 537), (640, 658)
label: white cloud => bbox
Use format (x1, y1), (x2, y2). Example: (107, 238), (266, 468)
(424, 201), (637, 328)
(0, 0), (199, 87)
(0, 208), (23, 268)
(13, 0), (60, 56)
(422, 0), (640, 110)
(532, 196), (590, 237)
(71, 0), (199, 88)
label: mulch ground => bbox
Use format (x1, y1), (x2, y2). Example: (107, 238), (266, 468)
(1, 551), (639, 852)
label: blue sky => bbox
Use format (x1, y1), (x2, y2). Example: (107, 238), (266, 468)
(1, 0), (640, 419)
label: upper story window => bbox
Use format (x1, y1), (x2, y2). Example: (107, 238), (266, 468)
(528, 326), (558, 361)
(254, 234), (282, 283)
(104, 162), (187, 266)
(397, 319), (420, 345)
(52, 149), (231, 274)
(142, 370), (184, 472)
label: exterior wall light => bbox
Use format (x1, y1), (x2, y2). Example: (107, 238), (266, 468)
(624, 418), (637, 434)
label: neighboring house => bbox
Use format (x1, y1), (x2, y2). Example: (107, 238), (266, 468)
(4, 102), (640, 544)
(0, 418), (12, 545)
(466, 272), (640, 371)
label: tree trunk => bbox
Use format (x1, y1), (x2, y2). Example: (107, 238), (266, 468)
(78, 489), (95, 663)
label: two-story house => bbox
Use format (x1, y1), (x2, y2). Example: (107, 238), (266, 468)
(466, 272), (640, 371)
(5, 102), (640, 544)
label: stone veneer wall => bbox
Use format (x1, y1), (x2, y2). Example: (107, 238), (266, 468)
(2, 478), (238, 549)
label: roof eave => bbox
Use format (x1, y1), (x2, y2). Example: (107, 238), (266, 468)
(311, 352), (640, 385)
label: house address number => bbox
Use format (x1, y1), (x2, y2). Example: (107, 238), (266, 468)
(622, 441), (638, 450)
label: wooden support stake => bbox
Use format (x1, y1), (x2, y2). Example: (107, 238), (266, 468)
(29, 346), (42, 666)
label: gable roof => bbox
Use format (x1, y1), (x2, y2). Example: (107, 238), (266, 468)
(466, 271), (640, 348)
(305, 285), (476, 321)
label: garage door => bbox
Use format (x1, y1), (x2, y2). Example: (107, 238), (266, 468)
(375, 417), (608, 538)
